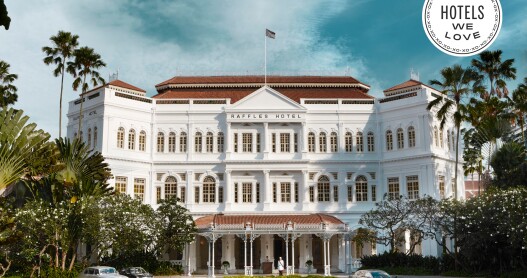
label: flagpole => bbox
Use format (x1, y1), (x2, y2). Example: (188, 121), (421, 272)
(264, 30), (267, 86)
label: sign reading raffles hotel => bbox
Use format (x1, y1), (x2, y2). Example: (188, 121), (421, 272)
(67, 75), (463, 275)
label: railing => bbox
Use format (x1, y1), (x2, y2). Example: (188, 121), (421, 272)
(215, 223), (244, 230)
(294, 223), (320, 230)
(253, 223), (285, 230)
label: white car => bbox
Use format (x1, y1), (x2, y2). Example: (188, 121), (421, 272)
(79, 266), (128, 278)
(352, 269), (392, 278)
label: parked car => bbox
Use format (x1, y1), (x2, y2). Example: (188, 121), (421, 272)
(79, 266), (128, 278)
(119, 267), (153, 278)
(352, 269), (392, 278)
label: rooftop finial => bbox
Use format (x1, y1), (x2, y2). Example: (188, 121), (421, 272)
(410, 68), (420, 81)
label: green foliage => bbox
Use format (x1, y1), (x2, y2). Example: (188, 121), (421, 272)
(0, 0), (10, 30)
(91, 194), (158, 261)
(0, 60), (17, 107)
(0, 108), (51, 191)
(360, 252), (442, 273)
(490, 142), (527, 187)
(156, 197), (196, 254)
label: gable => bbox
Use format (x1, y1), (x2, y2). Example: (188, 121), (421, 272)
(228, 86), (306, 111)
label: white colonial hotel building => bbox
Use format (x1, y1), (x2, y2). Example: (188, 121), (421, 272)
(67, 75), (463, 275)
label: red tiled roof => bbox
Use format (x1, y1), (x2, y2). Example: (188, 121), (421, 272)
(383, 79), (438, 93)
(383, 79), (423, 93)
(156, 75), (368, 88)
(194, 213), (343, 229)
(107, 79), (146, 92)
(152, 87), (372, 103)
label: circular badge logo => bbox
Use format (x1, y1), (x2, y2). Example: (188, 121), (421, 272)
(423, 0), (502, 57)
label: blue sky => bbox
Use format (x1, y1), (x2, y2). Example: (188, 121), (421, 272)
(1, 0), (526, 138)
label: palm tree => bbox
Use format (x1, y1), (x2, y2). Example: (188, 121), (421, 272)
(427, 64), (479, 199)
(0, 108), (51, 191)
(67, 47), (106, 135)
(42, 31), (79, 138)
(0, 60), (18, 107)
(508, 78), (527, 145)
(471, 50), (516, 99)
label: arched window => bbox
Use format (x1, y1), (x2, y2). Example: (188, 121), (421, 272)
(308, 132), (315, 152)
(157, 132), (165, 152)
(355, 175), (368, 201)
(386, 130), (393, 151)
(87, 128), (92, 149)
(168, 132), (176, 152)
(117, 127), (124, 149)
(345, 132), (353, 152)
(367, 132), (375, 152)
(397, 128), (404, 149)
(139, 131), (146, 151)
(180, 132), (187, 152)
(128, 129), (136, 150)
(217, 132), (224, 152)
(356, 132), (364, 152)
(203, 176), (216, 203)
(93, 127), (98, 148)
(408, 126), (416, 148)
(317, 175), (330, 202)
(195, 132), (202, 153)
(330, 132), (338, 152)
(165, 176), (177, 199)
(434, 126), (439, 147)
(319, 132), (327, 152)
(206, 132), (214, 153)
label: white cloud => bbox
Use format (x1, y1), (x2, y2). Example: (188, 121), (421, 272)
(0, 0), (380, 138)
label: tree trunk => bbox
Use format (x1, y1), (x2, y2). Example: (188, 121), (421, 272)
(68, 247), (77, 271)
(61, 250), (67, 271)
(77, 75), (87, 136)
(59, 62), (65, 138)
(454, 125), (460, 199)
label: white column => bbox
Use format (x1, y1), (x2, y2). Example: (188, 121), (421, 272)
(226, 123), (232, 159)
(302, 170), (309, 208)
(208, 239), (212, 277)
(327, 239), (331, 274)
(289, 131), (294, 153)
(187, 242), (193, 276)
(285, 235), (289, 274)
(338, 123), (344, 153)
(252, 131), (257, 154)
(323, 239), (327, 275)
(345, 237), (350, 274)
(301, 122), (307, 153)
(291, 236), (295, 274)
(263, 123), (269, 158)
(187, 170), (194, 206)
(212, 238), (216, 278)
(224, 170), (232, 210)
(263, 170), (271, 210)
(250, 236), (254, 276)
(244, 236), (248, 275)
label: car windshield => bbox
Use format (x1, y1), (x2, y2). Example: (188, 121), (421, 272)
(130, 268), (147, 274)
(100, 268), (117, 274)
(371, 272), (390, 278)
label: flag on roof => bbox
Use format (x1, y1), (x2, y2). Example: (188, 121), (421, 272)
(266, 29), (275, 39)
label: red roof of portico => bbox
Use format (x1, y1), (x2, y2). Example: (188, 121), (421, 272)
(194, 213), (344, 229)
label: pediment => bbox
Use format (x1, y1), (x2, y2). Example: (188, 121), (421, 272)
(228, 86), (306, 111)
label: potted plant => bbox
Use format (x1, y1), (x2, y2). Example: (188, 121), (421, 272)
(305, 259), (313, 274)
(222, 261), (230, 274)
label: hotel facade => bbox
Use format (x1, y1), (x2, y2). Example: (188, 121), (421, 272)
(67, 75), (463, 275)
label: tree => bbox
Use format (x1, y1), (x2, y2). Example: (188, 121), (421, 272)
(509, 78), (527, 145)
(42, 31), (79, 138)
(359, 195), (413, 253)
(89, 194), (158, 264)
(471, 49), (516, 99)
(0, 60), (17, 107)
(67, 47), (106, 135)
(0, 0), (10, 30)
(0, 108), (51, 191)
(156, 197), (196, 255)
(427, 64), (479, 199)
(490, 142), (527, 187)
